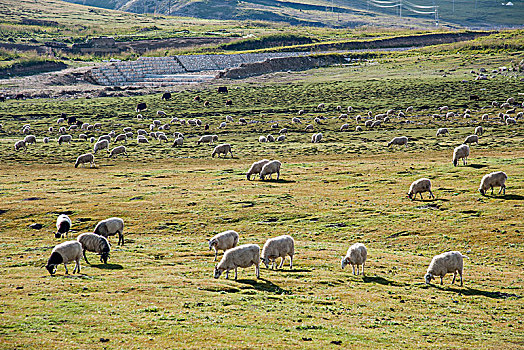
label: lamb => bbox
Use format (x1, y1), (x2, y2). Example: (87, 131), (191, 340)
(408, 178), (435, 200)
(464, 135), (479, 145)
(24, 135), (37, 145)
(94, 217), (125, 245)
(93, 140), (109, 154)
(452, 144), (470, 166)
(58, 135), (72, 145)
(197, 135), (218, 145)
(58, 127), (66, 134)
(211, 144), (233, 158)
(55, 214), (72, 239)
(425, 251), (465, 286)
(246, 159), (270, 180)
(482, 114), (489, 121)
(260, 160), (281, 180)
(75, 153), (96, 168)
(387, 136), (408, 147)
(475, 126), (483, 136)
(208, 230), (239, 261)
(261, 235), (294, 270)
(341, 243), (367, 276)
(157, 111), (167, 117)
(14, 140), (26, 151)
(479, 171), (507, 196)
(311, 133), (322, 143)
(172, 137), (184, 147)
(77, 232), (110, 264)
(45, 241), (83, 275)
(109, 146), (128, 158)
(115, 134), (127, 142)
(436, 128), (449, 137)
(57, 117), (65, 124)
(213, 244), (260, 280)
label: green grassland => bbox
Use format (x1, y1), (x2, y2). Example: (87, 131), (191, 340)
(0, 52), (523, 349)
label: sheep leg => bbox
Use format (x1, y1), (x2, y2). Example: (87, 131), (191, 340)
(289, 255), (293, 269)
(429, 190), (435, 199)
(255, 264), (259, 278)
(491, 186), (494, 195)
(64, 263), (69, 274)
(225, 270), (229, 279)
(73, 259), (80, 274)
(277, 171), (280, 180)
(272, 260), (275, 270)
(214, 249), (218, 262)
(362, 263), (365, 276)
(234, 268), (238, 280)
(499, 185), (505, 195)
(452, 271), (457, 285)
(118, 232), (124, 245)
(459, 269), (463, 286)
(440, 276), (443, 285)
(419, 193), (423, 200)
(352, 264), (355, 275)
(83, 250), (90, 264)
(278, 257), (285, 269)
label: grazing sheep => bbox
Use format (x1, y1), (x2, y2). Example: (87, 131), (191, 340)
(506, 97), (515, 104)
(78, 134), (87, 141)
(43, 137), (49, 144)
(75, 153), (96, 168)
(298, 110), (304, 115)
(239, 118), (247, 125)
(408, 178), (435, 200)
(93, 123), (102, 129)
(94, 217), (125, 246)
(317, 103), (325, 110)
(266, 134), (275, 142)
(464, 135), (479, 145)
(58, 127), (66, 134)
(260, 160), (281, 180)
(137, 136), (149, 144)
(439, 106), (449, 112)
(55, 214), (72, 239)
(398, 111), (405, 118)
(137, 129), (147, 136)
(425, 251), (465, 286)
(115, 134), (127, 142)
(436, 128), (449, 137)
(276, 135), (286, 142)
(406, 106), (414, 113)
(125, 132), (133, 138)
(355, 126), (363, 132)
(77, 232), (110, 264)
(197, 135), (218, 145)
(57, 117), (65, 124)
(338, 114), (348, 120)
(153, 120), (162, 126)
(292, 117), (302, 124)
(68, 125), (78, 131)
(208, 230), (239, 261)
(81, 123), (89, 130)
(341, 243), (367, 276)
(347, 106), (353, 112)
(158, 134), (169, 143)
(475, 126), (484, 136)
(45, 241), (82, 275)
(305, 124), (314, 131)
(213, 244), (260, 280)
(261, 235), (294, 270)
(279, 128), (288, 134)
(506, 118), (517, 125)
(446, 112), (455, 119)
(211, 144), (233, 158)
(387, 136), (408, 147)
(226, 115), (234, 122)
(14, 140), (26, 151)
(24, 135), (36, 145)
(479, 171), (507, 196)
(246, 159), (270, 180)
(482, 114), (489, 121)
(58, 135), (72, 145)
(172, 137), (184, 147)
(311, 133), (322, 143)
(93, 140), (109, 154)
(136, 102), (147, 112)
(98, 135), (111, 143)
(453, 144), (470, 167)
(218, 122), (226, 129)
(364, 120), (373, 127)
(157, 110), (167, 117)
(109, 146), (127, 158)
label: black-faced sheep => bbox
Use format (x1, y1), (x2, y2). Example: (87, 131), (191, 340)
(45, 241), (82, 275)
(77, 232), (110, 264)
(94, 217), (124, 245)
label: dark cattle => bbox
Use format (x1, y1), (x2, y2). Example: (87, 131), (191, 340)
(15, 93), (24, 100)
(136, 102), (147, 113)
(67, 116), (77, 125)
(469, 95), (480, 101)
(204, 101), (210, 107)
(217, 86), (228, 93)
(76, 120), (83, 127)
(162, 92), (172, 101)
(225, 100), (233, 106)
(194, 96), (201, 102)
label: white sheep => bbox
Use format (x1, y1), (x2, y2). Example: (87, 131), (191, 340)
(24, 135), (37, 145)
(115, 133), (127, 142)
(341, 243), (367, 276)
(246, 159), (270, 180)
(55, 214), (72, 239)
(406, 106), (414, 113)
(258, 136), (267, 143)
(94, 217), (125, 245)
(77, 232), (110, 264)
(387, 136), (408, 147)
(74, 153), (96, 168)
(212, 144), (233, 158)
(213, 244), (260, 280)
(266, 134), (275, 142)
(208, 230), (239, 261)
(78, 134), (87, 141)
(98, 135), (111, 143)
(137, 129), (147, 136)
(14, 140), (26, 151)
(479, 171), (507, 196)
(506, 118), (517, 125)
(425, 251), (464, 286)
(292, 117), (301, 124)
(464, 135), (479, 145)
(93, 140), (109, 154)
(408, 178), (435, 200)
(239, 118), (247, 125)
(58, 135), (72, 145)
(261, 235), (294, 270)
(93, 123), (102, 129)
(279, 128), (288, 134)
(172, 137), (184, 147)
(137, 136), (149, 144)
(158, 134), (168, 143)
(453, 144), (470, 167)
(218, 122), (227, 129)
(197, 135), (218, 145)
(57, 117), (65, 124)
(260, 160), (281, 181)
(276, 135), (286, 142)
(45, 241), (82, 275)
(340, 124), (349, 131)
(43, 137), (49, 144)
(436, 128), (449, 137)
(311, 133), (322, 143)
(474, 126), (483, 136)
(109, 146), (128, 158)
(226, 115), (234, 122)
(355, 126), (363, 132)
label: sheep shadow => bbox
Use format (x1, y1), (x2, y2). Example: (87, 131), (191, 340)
(90, 263), (123, 270)
(363, 275), (407, 287)
(261, 179), (296, 184)
(432, 285), (521, 299)
(499, 194), (524, 201)
(236, 277), (289, 294)
(467, 164), (488, 169)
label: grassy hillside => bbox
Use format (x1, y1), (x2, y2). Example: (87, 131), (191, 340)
(64, 0), (524, 28)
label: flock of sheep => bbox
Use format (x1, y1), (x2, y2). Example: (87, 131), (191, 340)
(3, 92), (521, 285)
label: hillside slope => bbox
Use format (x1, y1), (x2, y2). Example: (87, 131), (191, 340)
(63, 0), (524, 28)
